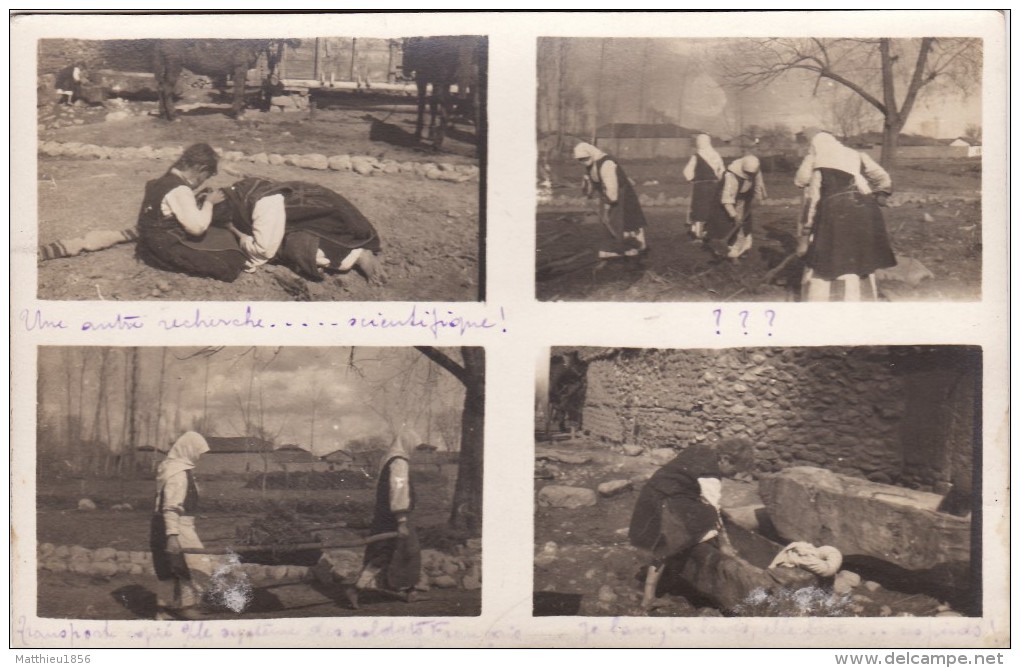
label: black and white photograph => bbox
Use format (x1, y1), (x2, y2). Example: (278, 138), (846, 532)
(36, 36), (486, 301)
(534, 346), (981, 617)
(536, 37), (983, 302)
(35, 346), (484, 619)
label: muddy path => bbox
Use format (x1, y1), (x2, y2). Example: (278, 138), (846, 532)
(38, 571), (480, 620)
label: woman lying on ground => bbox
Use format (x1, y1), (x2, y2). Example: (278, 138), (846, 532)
(211, 177), (386, 285)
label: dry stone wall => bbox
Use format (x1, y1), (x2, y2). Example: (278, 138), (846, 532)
(581, 347), (946, 487)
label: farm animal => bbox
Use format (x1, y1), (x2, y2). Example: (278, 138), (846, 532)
(401, 36), (484, 151)
(152, 39), (291, 121)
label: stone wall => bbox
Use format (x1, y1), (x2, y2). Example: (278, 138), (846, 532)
(579, 347), (978, 490)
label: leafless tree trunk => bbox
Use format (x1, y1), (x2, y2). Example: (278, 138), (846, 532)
(729, 37), (981, 167)
(414, 346), (484, 536)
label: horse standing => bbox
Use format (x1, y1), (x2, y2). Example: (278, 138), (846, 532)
(402, 36), (484, 151)
(152, 39), (284, 121)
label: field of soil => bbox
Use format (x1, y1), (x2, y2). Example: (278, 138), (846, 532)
(35, 93), (481, 302)
(533, 440), (964, 618)
(537, 159), (982, 302)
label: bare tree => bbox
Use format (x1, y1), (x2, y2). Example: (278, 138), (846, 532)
(963, 123), (982, 144)
(728, 38), (981, 166)
(827, 86), (881, 141)
(414, 346), (484, 536)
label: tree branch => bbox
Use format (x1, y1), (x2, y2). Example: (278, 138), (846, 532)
(414, 346), (469, 386)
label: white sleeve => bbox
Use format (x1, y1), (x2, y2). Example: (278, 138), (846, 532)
(794, 154), (815, 189)
(163, 185), (213, 236)
(860, 152), (892, 193)
(388, 458), (411, 514)
(682, 156), (697, 182)
(601, 160), (619, 203)
(238, 194), (286, 267)
(697, 477), (722, 510)
(161, 473), (188, 536)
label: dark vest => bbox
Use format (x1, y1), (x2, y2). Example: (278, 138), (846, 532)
(138, 172), (190, 233)
(372, 455), (415, 531)
(692, 155), (720, 182)
(157, 469), (200, 515)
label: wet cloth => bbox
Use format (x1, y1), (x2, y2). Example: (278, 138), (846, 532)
(137, 171), (246, 282)
(629, 444), (725, 561)
(215, 178), (382, 281)
(769, 542), (843, 577)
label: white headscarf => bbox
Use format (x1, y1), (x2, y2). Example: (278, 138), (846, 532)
(694, 134), (725, 177)
(379, 427), (417, 475)
(728, 154), (760, 180)
(573, 142), (607, 167)
(157, 431), (210, 487)
(806, 132), (871, 194)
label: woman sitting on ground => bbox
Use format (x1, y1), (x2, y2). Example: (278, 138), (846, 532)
(136, 143), (247, 282)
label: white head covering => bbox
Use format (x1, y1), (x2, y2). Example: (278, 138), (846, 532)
(379, 426), (417, 475)
(157, 431), (210, 487)
(728, 155), (761, 179)
(694, 133), (725, 177)
(573, 141), (606, 167)
(808, 132), (871, 194)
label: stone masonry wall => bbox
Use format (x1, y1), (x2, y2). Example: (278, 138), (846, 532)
(583, 348), (912, 485)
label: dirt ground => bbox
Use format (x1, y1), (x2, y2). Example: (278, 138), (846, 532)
(533, 439), (959, 618)
(37, 571), (480, 620)
(537, 161), (982, 302)
(35, 94), (480, 301)
(34, 469), (480, 619)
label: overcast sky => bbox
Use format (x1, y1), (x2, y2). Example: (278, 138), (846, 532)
(539, 37), (981, 139)
(38, 347), (466, 456)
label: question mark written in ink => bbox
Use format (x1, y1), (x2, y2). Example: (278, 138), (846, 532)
(713, 308), (722, 334)
(764, 309), (776, 337)
(739, 310), (749, 334)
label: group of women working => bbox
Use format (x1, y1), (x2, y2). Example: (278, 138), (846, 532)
(574, 129), (897, 301)
(137, 143), (385, 286)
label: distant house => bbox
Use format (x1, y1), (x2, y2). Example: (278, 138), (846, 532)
(271, 444), (329, 472)
(201, 436), (274, 475)
(320, 448), (355, 471)
(594, 123), (717, 160)
(848, 132), (975, 160)
(946, 138), (982, 158)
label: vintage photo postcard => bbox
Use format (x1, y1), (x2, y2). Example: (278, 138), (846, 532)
(535, 346), (981, 618)
(10, 10), (1009, 652)
(34, 346), (483, 620)
(536, 37), (984, 303)
(34, 35), (486, 302)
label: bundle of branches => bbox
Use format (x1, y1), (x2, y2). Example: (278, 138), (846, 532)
(236, 505), (322, 562)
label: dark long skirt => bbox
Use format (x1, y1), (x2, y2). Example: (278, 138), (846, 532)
(690, 179), (721, 223)
(806, 186), (896, 280)
(629, 490), (719, 561)
(362, 528), (422, 591)
(139, 226), (247, 283)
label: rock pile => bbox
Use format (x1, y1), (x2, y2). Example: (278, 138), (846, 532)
(311, 538), (482, 591)
(38, 140), (480, 183)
